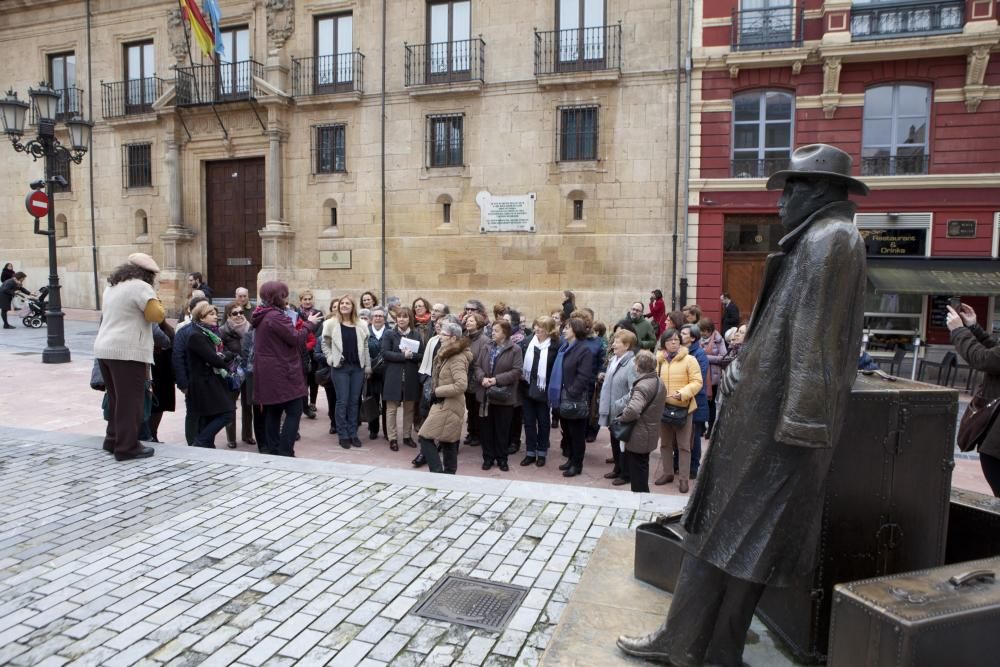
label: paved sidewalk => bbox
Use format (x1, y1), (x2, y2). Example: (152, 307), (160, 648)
(0, 426), (684, 667)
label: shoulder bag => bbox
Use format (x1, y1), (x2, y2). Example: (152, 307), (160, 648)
(359, 380), (381, 423)
(559, 390), (590, 420)
(486, 384), (513, 404)
(610, 385), (657, 443)
(660, 404), (689, 428)
(957, 386), (1000, 452)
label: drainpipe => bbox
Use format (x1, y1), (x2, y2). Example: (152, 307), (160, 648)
(380, 0), (387, 300)
(679, 0), (695, 309)
(86, 0), (100, 309)
(670, 0), (684, 310)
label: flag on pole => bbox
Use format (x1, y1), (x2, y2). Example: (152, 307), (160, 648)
(204, 0), (225, 57)
(179, 0), (216, 60)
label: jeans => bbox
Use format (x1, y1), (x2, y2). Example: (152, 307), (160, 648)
(332, 363), (365, 440)
(194, 411), (234, 447)
(263, 398), (303, 456)
(522, 397), (551, 457)
(323, 382), (338, 430)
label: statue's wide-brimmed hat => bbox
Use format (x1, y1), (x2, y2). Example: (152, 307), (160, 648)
(766, 144), (870, 196)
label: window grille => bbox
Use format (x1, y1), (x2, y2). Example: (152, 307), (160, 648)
(123, 143), (152, 188)
(559, 106), (599, 161)
(428, 114), (464, 167)
(52, 153), (72, 193)
(313, 124), (347, 174)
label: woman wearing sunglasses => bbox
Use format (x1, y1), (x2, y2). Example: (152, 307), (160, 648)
(220, 302), (253, 448)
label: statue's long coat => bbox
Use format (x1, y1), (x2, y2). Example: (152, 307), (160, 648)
(682, 201), (867, 587)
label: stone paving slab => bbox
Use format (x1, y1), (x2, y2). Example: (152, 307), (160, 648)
(0, 428), (686, 666)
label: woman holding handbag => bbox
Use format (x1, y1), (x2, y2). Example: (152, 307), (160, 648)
(551, 317), (595, 478)
(598, 329), (638, 486)
(612, 351), (667, 492)
(947, 304), (1000, 496)
(474, 320), (524, 472)
(654, 328), (703, 492)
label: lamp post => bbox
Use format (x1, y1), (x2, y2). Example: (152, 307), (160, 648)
(0, 83), (92, 364)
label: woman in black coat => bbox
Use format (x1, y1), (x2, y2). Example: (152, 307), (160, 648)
(220, 302), (251, 448)
(186, 302), (236, 448)
(381, 307), (424, 450)
(148, 321), (176, 442)
(557, 317), (595, 477)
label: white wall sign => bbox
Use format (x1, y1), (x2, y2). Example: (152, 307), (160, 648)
(476, 191), (536, 233)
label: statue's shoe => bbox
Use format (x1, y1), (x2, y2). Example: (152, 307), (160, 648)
(616, 632), (675, 665)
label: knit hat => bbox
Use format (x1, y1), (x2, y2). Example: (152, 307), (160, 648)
(128, 252), (160, 273)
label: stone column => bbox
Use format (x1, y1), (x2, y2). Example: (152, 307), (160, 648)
(267, 129), (283, 221)
(159, 135), (195, 315)
(260, 124), (295, 285)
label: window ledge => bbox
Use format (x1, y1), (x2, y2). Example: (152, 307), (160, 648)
(104, 112), (159, 127)
(549, 161), (606, 175)
(122, 186), (158, 197)
(420, 166), (470, 180)
(55, 236), (72, 247)
(536, 69), (620, 88)
(53, 191), (77, 202)
(294, 91), (363, 107)
(320, 226), (343, 238)
(407, 80), (484, 97)
(134, 234), (152, 245)
(309, 171), (354, 185)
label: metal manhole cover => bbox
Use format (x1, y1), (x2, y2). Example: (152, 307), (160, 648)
(413, 574), (528, 632)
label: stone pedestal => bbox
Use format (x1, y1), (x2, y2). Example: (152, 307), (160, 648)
(159, 226), (196, 316)
(258, 221), (296, 287)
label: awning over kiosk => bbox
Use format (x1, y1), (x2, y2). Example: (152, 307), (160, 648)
(867, 258), (1000, 296)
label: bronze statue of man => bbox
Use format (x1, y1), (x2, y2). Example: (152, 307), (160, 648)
(618, 144), (869, 666)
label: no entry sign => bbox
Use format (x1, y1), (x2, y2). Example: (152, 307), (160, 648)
(25, 190), (49, 218)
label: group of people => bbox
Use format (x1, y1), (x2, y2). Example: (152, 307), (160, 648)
(92, 260), (752, 494)
(1, 263), (32, 329)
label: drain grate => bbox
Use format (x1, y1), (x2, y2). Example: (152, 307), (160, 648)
(413, 574), (528, 632)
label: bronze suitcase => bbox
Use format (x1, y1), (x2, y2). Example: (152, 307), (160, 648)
(947, 488), (1000, 564)
(634, 512), (686, 594)
(828, 558), (1000, 667)
(757, 374), (957, 663)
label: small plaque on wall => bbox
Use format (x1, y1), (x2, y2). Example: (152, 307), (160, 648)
(319, 250), (352, 270)
(947, 220), (976, 238)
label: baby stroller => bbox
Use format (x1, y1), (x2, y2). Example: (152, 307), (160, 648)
(21, 286), (49, 329)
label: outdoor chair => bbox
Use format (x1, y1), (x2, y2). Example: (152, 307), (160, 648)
(876, 346), (908, 377)
(918, 351), (958, 387)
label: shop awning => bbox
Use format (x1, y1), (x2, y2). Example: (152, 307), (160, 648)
(867, 258), (1000, 296)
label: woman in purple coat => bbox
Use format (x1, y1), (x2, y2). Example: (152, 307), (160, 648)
(250, 281), (322, 456)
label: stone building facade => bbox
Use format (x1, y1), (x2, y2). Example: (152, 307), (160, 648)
(0, 0), (688, 321)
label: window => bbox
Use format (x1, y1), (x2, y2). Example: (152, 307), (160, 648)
(559, 106), (599, 161)
(48, 52), (80, 120)
(56, 214), (68, 239)
(314, 124), (346, 174)
(330, 207), (338, 227)
(443, 202), (452, 223)
(573, 199), (584, 220)
(862, 84), (930, 176)
(218, 27), (251, 97)
(315, 13), (354, 92)
(428, 114), (463, 167)
(52, 153), (71, 193)
(125, 41), (156, 113)
(123, 143), (152, 188)
(732, 90), (793, 177)
(557, 0), (606, 67)
(736, 0), (794, 50)
(428, 1), (471, 76)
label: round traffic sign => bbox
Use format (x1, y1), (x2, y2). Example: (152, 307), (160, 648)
(25, 190), (49, 218)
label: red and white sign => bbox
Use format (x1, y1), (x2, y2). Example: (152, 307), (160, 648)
(25, 190), (49, 218)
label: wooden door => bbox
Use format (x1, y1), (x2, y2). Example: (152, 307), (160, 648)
(206, 158), (265, 298)
(723, 252), (770, 321)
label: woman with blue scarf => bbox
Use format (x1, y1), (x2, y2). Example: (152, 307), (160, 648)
(550, 317), (594, 477)
(185, 301), (237, 447)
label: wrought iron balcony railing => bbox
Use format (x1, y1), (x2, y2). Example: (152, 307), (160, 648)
(102, 77), (165, 118)
(405, 38), (485, 87)
(731, 156), (791, 178)
(851, 0), (964, 40)
(861, 153), (930, 176)
(534, 24), (622, 75)
(732, 7), (803, 51)
(30, 87), (84, 124)
(175, 60), (263, 106)
(291, 52), (364, 97)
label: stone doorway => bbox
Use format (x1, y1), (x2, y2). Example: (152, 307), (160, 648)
(205, 158), (266, 299)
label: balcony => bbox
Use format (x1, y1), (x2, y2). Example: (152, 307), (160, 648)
(175, 60), (264, 106)
(291, 52), (364, 98)
(405, 38), (485, 91)
(861, 153), (930, 176)
(102, 77), (165, 118)
(731, 7), (803, 51)
(851, 0), (964, 40)
(731, 156), (791, 178)
(30, 87), (84, 124)
(534, 25), (622, 81)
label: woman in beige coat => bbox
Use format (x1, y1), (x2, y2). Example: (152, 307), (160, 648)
(655, 328), (703, 493)
(417, 321), (473, 474)
(615, 351), (668, 492)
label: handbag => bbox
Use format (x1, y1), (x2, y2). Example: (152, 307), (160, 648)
(90, 359), (105, 391)
(527, 381), (547, 402)
(486, 384), (513, 404)
(419, 376), (434, 419)
(359, 381), (381, 423)
(559, 390), (590, 420)
(957, 386), (1000, 452)
(610, 384), (658, 443)
(660, 404), (689, 427)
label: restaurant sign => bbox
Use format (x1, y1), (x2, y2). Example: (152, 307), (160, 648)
(860, 228), (927, 257)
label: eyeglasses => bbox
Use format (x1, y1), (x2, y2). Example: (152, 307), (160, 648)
(230, 310), (244, 316)
(464, 306), (476, 311)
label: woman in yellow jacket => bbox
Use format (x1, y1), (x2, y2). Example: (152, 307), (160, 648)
(655, 328), (703, 493)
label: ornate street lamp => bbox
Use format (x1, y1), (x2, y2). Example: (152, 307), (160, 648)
(0, 83), (92, 364)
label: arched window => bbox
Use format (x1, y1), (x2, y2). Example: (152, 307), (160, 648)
(56, 214), (68, 239)
(731, 90), (793, 178)
(135, 209), (149, 238)
(436, 194), (453, 224)
(862, 84), (930, 176)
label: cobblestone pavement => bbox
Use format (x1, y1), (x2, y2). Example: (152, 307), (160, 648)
(0, 426), (684, 666)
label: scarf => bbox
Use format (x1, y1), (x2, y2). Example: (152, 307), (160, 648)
(522, 336), (551, 390)
(548, 340), (571, 408)
(197, 323), (231, 380)
(414, 311), (432, 327)
(227, 318), (250, 336)
(371, 325), (385, 340)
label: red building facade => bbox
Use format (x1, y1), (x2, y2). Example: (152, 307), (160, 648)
(690, 0), (1000, 353)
